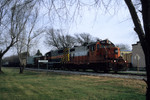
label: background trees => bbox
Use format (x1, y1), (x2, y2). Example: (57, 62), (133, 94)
(45, 28), (99, 49)
(74, 33), (97, 45)
(15, 5), (43, 74)
(0, 0), (38, 73)
(116, 44), (131, 51)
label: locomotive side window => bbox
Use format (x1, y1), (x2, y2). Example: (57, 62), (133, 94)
(58, 50), (63, 54)
(87, 46), (89, 49)
(114, 49), (118, 54)
(97, 44), (100, 50)
(93, 46), (95, 51)
(90, 46), (92, 51)
(70, 48), (75, 52)
(87, 52), (89, 56)
(91, 45), (95, 51)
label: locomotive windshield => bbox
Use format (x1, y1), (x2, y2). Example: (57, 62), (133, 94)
(90, 45), (95, 51)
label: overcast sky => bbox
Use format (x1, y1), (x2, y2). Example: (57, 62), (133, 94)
(5, 1), (140, 56)
(69, 8), (139, 45)
(38, 2), (139, 55)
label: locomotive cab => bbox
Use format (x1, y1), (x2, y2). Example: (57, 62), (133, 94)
(88, 39), (128, 72)
(88, 40), (119, 60)
(94, 40), (120, 59)
(107, 47), (121, 59)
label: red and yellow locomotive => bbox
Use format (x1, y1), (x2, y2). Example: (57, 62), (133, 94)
(45, 39), (128, 72)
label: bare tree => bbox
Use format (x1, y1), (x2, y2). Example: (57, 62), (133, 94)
(16, 31), (27, 73)
(75, 33), (96, 45)
(65, 35), (77, 48)
(45, 28), (100, 49)
(58, 32), (76, 48)
(124, 0), (150, 99)
(0, 0), (12, 73)
(15, 5), (44, 74)
(0, 0), (11, 26)
(45, 28), (76, 49)
(45, 28), (60, 49)
(0, 0), (37, 73)
(116, 44), (131, 51)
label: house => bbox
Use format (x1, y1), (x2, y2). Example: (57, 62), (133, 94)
(132, 42), (145, 70)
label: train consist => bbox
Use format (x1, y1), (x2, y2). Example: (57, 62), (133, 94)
(27, 39), (128, 72)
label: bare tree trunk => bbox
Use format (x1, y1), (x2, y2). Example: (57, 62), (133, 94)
(145, 50), (150, 100)
(18, 56), (24, 74)
(19, 64), (24, 74)
(124, 0), (150, 99)
(141, 0), (150, 99)
(0, 56), (4, 74)
(142, 42), (150, 100)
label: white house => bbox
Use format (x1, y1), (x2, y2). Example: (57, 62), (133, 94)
(132, 42), (145, 70)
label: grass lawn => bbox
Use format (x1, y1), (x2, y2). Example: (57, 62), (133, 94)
(0, 67), (146, 100)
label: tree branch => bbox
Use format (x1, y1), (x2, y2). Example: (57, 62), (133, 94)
(124, 0), (145, 44)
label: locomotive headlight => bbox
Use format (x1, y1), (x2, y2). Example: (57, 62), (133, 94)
(114, 60), (116, 62)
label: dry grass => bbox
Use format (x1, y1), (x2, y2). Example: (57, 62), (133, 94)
(68, 75), (146, 94)
(0, 67), (147, 100)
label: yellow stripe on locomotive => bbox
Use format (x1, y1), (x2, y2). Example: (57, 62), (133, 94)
(61, 48), (70, 63)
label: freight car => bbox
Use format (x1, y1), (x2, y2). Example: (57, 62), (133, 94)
(44, 39), (128, 72)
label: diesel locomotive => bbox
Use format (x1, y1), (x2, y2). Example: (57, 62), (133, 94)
(39, 39), (128, 72)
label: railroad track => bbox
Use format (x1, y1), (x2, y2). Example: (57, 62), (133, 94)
(25, 68), (147, 80)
